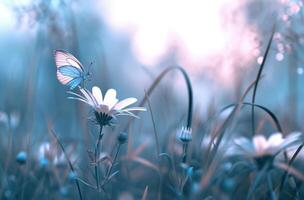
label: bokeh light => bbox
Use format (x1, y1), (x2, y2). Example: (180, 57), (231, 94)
(98, 0), (260, 86)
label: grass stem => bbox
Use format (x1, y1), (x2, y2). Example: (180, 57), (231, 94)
(50, 129), (83, 200)
(94, 126), (104, 191)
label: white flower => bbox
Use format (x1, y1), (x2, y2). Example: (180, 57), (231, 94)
(38, 142), (77, 167)
(229, 132), (303, 158)
(69, 86), (146, 126)
(38, 142), (62, 165)
(0, 111), (20, 129)
(177, 126), (192, 143)
(39, 142), (51, 160)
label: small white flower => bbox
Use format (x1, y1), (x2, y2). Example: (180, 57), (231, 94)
(0, 111), (8, 125)
(69, 86), (146, 126)
(230, 132), (303, 158)
(177, 126), (192, 143)
(39, 142), (51, 160)
(0, 111), (20, 129)
(38, 142), (61, 165)
(38, 142), (77, 167)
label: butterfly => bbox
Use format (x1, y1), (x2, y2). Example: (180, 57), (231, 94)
(54, 50), (92, 90)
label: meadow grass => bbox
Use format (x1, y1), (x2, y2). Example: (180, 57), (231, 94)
(1, 3), (304, 199)
(2, 55), (304, 199)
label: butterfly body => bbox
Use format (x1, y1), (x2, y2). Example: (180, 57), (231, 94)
(54, 50), (90, 90)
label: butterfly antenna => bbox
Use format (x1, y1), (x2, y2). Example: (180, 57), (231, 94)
(88, 61), (98, 82)
(88, 61), (94, 73)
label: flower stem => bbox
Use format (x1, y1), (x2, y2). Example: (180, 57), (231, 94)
(107, 144), (121, 178)
(178, 67), (193, 128)
(50, 129), (83, 200)
(182, 143), (188, 163)
(123, 66), (193, 131)
(251, 27), (275, 136)
(267, 173), (276, 200)
(102, 143), (121, 187)
(94, 126), (103, 191)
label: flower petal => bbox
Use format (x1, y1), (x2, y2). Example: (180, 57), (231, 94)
(116, 111), (139, 118)
(68, 97), (92, 105)
(114, 98), (137, 110)
(122, 107), (147, 112)
(103, 89), (117, 107)
(234, 137), (255, 155)
(279, 132), (303, 150)
(253, 135), (268, 155)
(267, 133), (284, 148)
(92, 86), (103, 104)
(80, 88), (98, 108)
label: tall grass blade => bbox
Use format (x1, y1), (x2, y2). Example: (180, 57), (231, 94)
(279, 144), (304, 194)
(221, 102), (283, 132)
(145, 91), (161, 158)
(251, 26), (275, 135)
(141, 186), (149, 200)
(123, 66), (193, 130)
(50, 129), (83, 200)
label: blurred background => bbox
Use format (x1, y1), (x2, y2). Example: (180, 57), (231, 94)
(0, 0), (303, 137)
(0, 0), (304, 198)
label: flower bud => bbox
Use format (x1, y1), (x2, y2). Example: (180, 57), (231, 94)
(117, 132), (128, 144)
(68, 171), (77, 182)
(16, 151), (27, 165)
(177, 127), (192, 143)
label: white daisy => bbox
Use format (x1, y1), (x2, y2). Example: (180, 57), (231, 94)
(69, 86), (146, 126)
(228, 132), (303, 169)
(231, 132), (303, 158)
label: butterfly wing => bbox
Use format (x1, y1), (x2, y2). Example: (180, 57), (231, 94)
(57, 66), (83, 89)
(56, 70), (73, 85)
(54, 50), (84, 71)
(66, 77), (84, 90)
(59, 66), (82, 77)
(54, 50), (85, 89)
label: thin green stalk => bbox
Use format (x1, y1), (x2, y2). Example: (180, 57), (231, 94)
(102, 144), (121, 188)
(107, 144), (121, 178)
(145, 92), (162, 200)
(50, 129), (83, 200)
(267, 173), (276, 200)
(205, 79), (258, 170)
(182, 143), (188, 163)
(246, 162), (270, 200)
(123, 66), (193, 131)
(145, 91), (160, 158)
(95, 126), (104, 191)
(251, 27), (275, 135)
(178, 67), (193, 128)
(279, 144), (304, 193)
(180, 142), (189, 198)
(220, 102), (283, 133)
